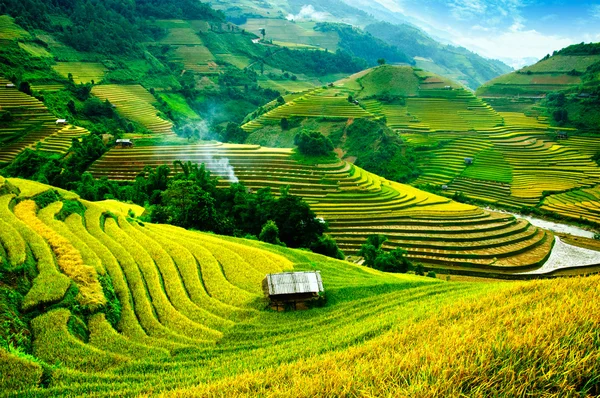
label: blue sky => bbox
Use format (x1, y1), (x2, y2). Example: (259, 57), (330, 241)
(370, 0), (600, 67)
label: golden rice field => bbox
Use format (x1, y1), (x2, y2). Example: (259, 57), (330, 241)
(89, 143), (556, 272)
(91, 85), (173, 134)
(0, 176), (599, 397)
(52, 62), (107, 84)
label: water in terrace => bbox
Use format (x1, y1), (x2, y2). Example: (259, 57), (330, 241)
(519, 237), (600, 275)
(488, 208), (595, 239)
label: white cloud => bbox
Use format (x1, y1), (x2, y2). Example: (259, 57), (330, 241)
(286, 5), (331, 22)
(592, 5), (600, 19)
(453, 28), (574, 68)
(372, 0), (405, 14)
(448, 0), (487, 20)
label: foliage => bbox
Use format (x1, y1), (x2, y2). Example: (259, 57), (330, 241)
(32, 190), (61, 209)
(259, 220), (283, 246)
(342, 119), (420, 182)
(358, 234), (411, 273)
(310, 235), (344, 260)
(294, 130), (334, 156)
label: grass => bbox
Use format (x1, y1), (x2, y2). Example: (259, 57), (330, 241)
(0, 175), (598, 396)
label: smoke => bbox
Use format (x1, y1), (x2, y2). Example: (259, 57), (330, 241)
(174, 118), (239, 184)
(206, 156), (239, 184)
(286, 5), (332, 22)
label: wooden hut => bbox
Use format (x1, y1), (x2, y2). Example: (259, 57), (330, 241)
(262, 271), (324, 311)
(115, 139), (133, 148)
(464, 157), (474, 165)
(556, 131), (568, 140)
(56, 119), (67, 125)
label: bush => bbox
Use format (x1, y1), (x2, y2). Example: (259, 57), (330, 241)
(259, 220), (283, 246)
(294, 130), (334, 156)
(426, 271), (437, 278)
(414, 263), (425, 276)
(310, 235), (344, 260)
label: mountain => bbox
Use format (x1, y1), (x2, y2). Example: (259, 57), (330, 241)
(477, 42), (600, 131)
(365, 22), (513, 89)
(210, 0), (512, 90)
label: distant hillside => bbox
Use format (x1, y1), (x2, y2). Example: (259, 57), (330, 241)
(365, 22), (513, 90)
(210, 0), (512, 90)
(477, 42), (600, 131)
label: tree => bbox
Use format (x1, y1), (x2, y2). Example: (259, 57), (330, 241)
(162, 180), (217, 229)
(67, 100), (77, 114)
(377, 58), (386, 65)
(259, 220), (283, 245)
(277, 96), (285, 105)
(358, 234), (387, 266)
(18, 81), (32, 96)
(280, 117), (289, 130)
(294, 131), (334, 156)
(259, 28), (266, 40)
(310, 235), (344, 259)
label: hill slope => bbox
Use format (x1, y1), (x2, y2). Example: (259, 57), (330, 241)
(88, 142), (556, 273)
(0, 177), (598, 396)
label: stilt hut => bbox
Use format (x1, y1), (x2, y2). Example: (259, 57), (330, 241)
(262, 271), (324, 311)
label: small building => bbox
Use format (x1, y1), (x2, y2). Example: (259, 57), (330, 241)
(442, 184), (449, 190)
(6, 83), (15, 88)
(56, 119), (67, 125)
(556, 131), (568, 140)
(578, 93), (591, 99)
(115, 139), (133, 148)
(262, 271), (324, 311)
(464, 157), (474, 165)
(444, 85), (452, 90)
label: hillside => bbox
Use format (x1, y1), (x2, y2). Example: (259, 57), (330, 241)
(88, 142), (560, 273)
(238, 65), (600, 225)
(210, 0), (512, 90)
(0, 176), (599, 396)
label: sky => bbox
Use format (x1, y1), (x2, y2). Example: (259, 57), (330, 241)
(369, 0), (600, 68)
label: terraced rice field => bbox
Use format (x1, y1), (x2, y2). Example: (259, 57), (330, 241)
(0, 83), (64, 163)
(0, 15), (31, 40)
(36, 126), (90, 154)
(52, 62), (107, 84)
(1, 177), (598, 397)
(240, 18), (340, 51)
(89, 143), (554, 272)
(542, 186), (600, 224)
(1, 175), (597, 396)
(477, 54), (600, 97)
(242, 87), (375, 132)
(91, 85), (173, 133)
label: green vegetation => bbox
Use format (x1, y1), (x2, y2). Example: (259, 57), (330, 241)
(294, 130), (334, 156)
(0, 176), (598, 396)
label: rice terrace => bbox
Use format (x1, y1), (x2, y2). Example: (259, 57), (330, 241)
(0, 0), (600, 397)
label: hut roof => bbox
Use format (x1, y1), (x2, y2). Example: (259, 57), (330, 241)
(116, 139), (132, 143)
(264, 271), (323, 296)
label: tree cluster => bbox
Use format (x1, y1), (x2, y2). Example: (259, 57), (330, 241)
(358, 235), (412, 273)
(294, 131), (334, 156)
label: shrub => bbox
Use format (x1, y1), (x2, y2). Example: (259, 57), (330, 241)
(294, 130), (334, 156)
(259, 220), (283, 246)
(426, 271), (437, 278)
(415, 263), (425, 276)
(310, 235), (344, 260)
